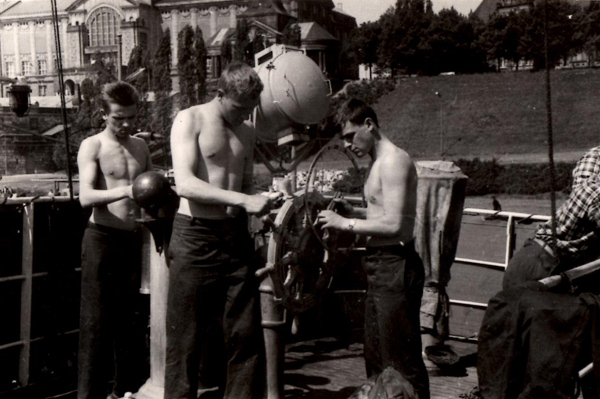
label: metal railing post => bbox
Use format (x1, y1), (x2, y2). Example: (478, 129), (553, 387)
(19, 202), (34, 387)
(505, 215), (516, 267)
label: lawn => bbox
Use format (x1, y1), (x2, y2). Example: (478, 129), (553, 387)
(373, 68), (600, 162)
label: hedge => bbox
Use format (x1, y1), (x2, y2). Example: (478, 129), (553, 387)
(454, 159), (575, 196)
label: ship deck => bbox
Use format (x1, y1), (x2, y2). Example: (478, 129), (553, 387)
(283, 337), (478, 399)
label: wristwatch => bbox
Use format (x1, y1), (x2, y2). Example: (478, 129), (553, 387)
(348, 218), (356, 231)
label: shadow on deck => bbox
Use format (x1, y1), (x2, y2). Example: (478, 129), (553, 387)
(283, 337), (478, 399)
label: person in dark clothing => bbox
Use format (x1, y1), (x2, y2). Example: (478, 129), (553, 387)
(316, 98), (430, 399)
(77, 81), (152, 399)
(164, 62), (281, 399)
(504, 146), (600, 292)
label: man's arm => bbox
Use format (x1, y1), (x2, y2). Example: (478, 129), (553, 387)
(332, 198), (367, 219)
(77, 137), (132, 208)
(318, 155), (414, 237)
(170, 111), (270, 215)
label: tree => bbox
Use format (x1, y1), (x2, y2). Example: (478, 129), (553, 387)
(378, 0), (434, 76)
(339, 29), (359, 80)
(480, 13), (510, 71)
(573, 2), (600, 67)
(421, 8), (464, 74)
(178, 25), (197, 109)
(280, 22), (301, 47)
(354, 21), (380, 79)
(221, 39), (233, 67)
(234, 19), (252, 65)
(376, 7), (399, 75)
(193, 27), (207, 104)
(222, 19), (268, 68)
(152, 28), (174, 166)
(523, 0), (580, 70)
(53, 59), (116, 171)
(127, 45), (152, 132)
(465, 12), (493, 73)
(177, 26), (207, 109)
(502, 12), (527, 70)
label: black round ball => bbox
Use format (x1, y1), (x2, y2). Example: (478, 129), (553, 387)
(132, 171), (172, 211)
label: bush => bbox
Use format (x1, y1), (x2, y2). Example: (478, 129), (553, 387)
(332, 167), (367, 194)
(497, 163), (574, 195)
(255, 158), (575, 198)
(455, 158), (504, 196)
(455, 158), (574, 196)
(327, 159), (575, 197)
(321, 79), (398, 137)
(342, 79), (397, 106)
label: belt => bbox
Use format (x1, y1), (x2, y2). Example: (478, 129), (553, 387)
(366, 240), (415, 256)
(533, 238), (556, 258)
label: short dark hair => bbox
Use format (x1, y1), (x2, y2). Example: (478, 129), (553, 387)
(218, 62), (263, 101)
(337, 98), (379, 128)
(100, 81), (139, 114)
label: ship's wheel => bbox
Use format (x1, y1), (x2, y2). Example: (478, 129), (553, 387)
(266, 145), (365, 315)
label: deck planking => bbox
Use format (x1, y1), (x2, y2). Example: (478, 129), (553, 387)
(284, 338), (479, 399)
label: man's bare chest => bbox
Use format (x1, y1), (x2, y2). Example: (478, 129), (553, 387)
(364, 172), (382, 206)
(98, 145), (144, 180)
(199, 130), (246, 166)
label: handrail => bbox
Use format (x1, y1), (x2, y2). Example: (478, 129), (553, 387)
(3, 196), (76, 204)
(449, 208), (551, 334)
(0, 199), (81, 389)
(0, 204), (556, 389)
(455, 208), (550, 270)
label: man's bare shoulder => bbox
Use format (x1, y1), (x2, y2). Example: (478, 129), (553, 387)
(381, 144), (414, 171)
(129, 135), (148, 148)
(79, 133), (102, 155)
(175, 104), (208, 124)
(129, 135), (151, 157)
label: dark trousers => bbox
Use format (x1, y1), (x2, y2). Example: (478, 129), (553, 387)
(363, 243), (430, 399)
(503, 239), (560, 290)
(164, 214), (264, 399)
(78, 223), (147, 399)
(504, 239), (600, 294)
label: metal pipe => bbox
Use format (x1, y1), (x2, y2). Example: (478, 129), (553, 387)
(117, 34), (123, 81)
(543, 0), (558, 249)
(51, 0), (74, 200)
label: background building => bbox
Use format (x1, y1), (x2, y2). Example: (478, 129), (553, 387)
(0, 0), (356, 97)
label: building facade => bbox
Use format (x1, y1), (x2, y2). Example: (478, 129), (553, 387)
(0, 0), (356, 97)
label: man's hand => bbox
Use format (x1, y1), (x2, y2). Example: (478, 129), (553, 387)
(332, 198), (355, 216)
(315, 210), (347, 231)
(123, 185), (134, 200)
(244, 192), (282, 217)
(261, 191), (284, 202)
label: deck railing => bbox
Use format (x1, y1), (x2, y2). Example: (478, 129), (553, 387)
(448, 207), (551, 342)
(0, 196), (85, 394)
(0, 200), (552, 393)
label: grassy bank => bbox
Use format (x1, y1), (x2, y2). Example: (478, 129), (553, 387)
(373, 68), (600, 160)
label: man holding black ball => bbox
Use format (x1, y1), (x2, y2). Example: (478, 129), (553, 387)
(77, 81), (153, 399)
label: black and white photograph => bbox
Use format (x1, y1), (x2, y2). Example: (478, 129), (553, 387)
(0, 0), (599, 398)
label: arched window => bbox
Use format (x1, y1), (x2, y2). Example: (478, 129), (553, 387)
(88, 7), (120, 47)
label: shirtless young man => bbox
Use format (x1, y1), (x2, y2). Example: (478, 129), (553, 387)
(316, 98), (430, 398)
(164, 62), (279, 399)
(77, 81), (152, 399)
